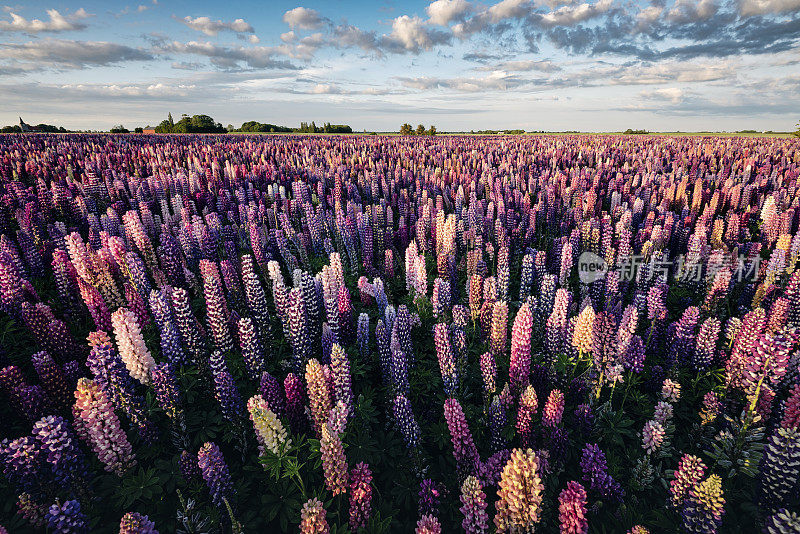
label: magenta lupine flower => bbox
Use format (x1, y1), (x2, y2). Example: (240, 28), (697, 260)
(330, 343), (353, 418)
(460, 475), (489, 534)
(418, 478), (444, 517)
(669, 454), (706, 507)
(284, 372), (307, 434)
(47, 499), (88, 534)
(197, 442), (234, 509)
(558, 481), (588, 534)
(444, 398), (479, 474)
(300, 497), (330, 534)
(124, 283), (151, 329)
(782, 383), (800, 429)
(119, 512), (159, 534)
(416, 514), (442, 534)
(509, 303), (533, 393)
(543, 389), (565, 427)
(348, 462), (373, 530)
(337, 285), (354, 340)
(73, 378), (136, 476)
(434, 323), (458, 397)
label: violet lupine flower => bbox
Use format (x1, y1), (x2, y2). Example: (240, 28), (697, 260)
(488, 396), (507, 452)
(558, 481), (588, 534)
(237, 317), (266, 382)
(444, 398), (479, 474)
(357, 313), (370, 362)
(509, 303), (533, 393)
(681, 474), (725, 534)
(460, 475), (489, 534)
(480, 352), (497, 400)
(148, 289), (186, 367)
(170, 287), (208, 365)
(699, 391), (721, 425)
(258, 371), (285, 418)
(543, 389), (565, 428)
(288, 287), (312, 372)
(693, 317), (720, 371)
(31, 350), (71, 411)
(125, 283), (151, 329)
(781, 383), (800, 429)
(179, 449), (201, 484)
(395, 305), (415, 363)
(434, 323), (458, 397)
(300, 497), (330, 534)
(197, 442), (234, 509)
(47, 499), (88, 534)
(390, 346), (410, 398)
(150, 363), (182, 420)
(580, 443), (623, 502)
(376, 319), (392, 386)
(284, 372), (307, 434)
(574, 404), (594, 435)
(763, 509), (800, 534)
(17, 492), (47, 529)
(73, 378), (136, 476)
(669, 306), (699, 368)
(392, 394), (421, 450)
(348, 462), (373, 530)
(119, 512), (159, 534)
(209, 350), (246, 425)
(479, 449), (511, 487)
(330, 343), (353, 418)
(0, 436), (46, 499)
(418, 478), (444, 517)
(32, 416), (90, 496)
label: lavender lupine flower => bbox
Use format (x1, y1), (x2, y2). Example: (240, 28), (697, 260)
(47, 500), (88, 534)
(392, 394), (421, 449)
(0, 436), (46, 499)
(148, 289), (186, 367)
(209, 351), (246, 425)
(357, 313), (369, 362)
(434, 323), (458, 397)
(240, 255), (272, 341)
(288, 287), (312, 371)
(460, 475), (489, 534)
(641, 420), (665, 454)
(197, 442), (235, 510)
(693, 317), (720, 371)
(558, 481), (589, 534)
(444, 398), (479, 474)
(330, 343), (353, 418)
(669, 306), (699, 368)
(179, 449), (201, 484)
(150, 363), (182, 420)
(376, 319), (392, 386)
(763, 509), (800, 534)
(119, 511), (159, 534)
(395, 305), (415, 362)
(32, 416), (90, 496)
(237, 317), (266, 382)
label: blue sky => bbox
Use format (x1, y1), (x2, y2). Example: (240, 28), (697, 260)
(0, 0), (798, 131)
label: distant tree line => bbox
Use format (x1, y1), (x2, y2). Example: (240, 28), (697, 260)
(623, 129), (649, 134)
(469, 129), (525, 135)
(296, 121), (352, 133)
(400, 123), (436, 136)
(1, 124), (69, 133)
(154, 113), (226, 133)
(238, 121), (293, 133)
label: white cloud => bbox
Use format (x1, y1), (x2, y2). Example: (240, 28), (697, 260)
(0, 8), (90, 33)
(538, 0), (613, 27)
(475, 59), (560, 71)
(385, 15), (451, 52)
(640, 87), (687, 103)
(0, 39), (152, 68)
(738, 0), (800, 15)
(282, 7), (326, 30)
(665, 0), (717, 23)
(398, 71), (527, 91)
(426, 0), (472, 25)
(179, 16), (254, 36)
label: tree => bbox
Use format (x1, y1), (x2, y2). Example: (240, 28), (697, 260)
(794, 121), (800, 138)
(400, 123), (413, 135)
(416, 124), (426, 135)
(134, 127), (144, 133)
(167, 112), (174, 127)
(426, 125), (437, 136)
(110, 125), (129, 133)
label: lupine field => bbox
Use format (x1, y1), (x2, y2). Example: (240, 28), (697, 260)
(0, 133), (799, 534)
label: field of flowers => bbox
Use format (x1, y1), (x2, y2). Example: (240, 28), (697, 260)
(0, 133), (798, 533)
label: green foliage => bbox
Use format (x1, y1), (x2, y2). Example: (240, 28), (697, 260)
(110, 125), (130, 133)
(624, 129), (649, 134)
(399, 123), (413, 135)
(153, 113), (226, 133)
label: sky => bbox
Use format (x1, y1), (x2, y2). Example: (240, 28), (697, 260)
(0, 0), (798, 132)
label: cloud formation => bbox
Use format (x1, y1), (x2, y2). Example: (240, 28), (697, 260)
(283, 7), (326, 30)
(0, 8), (90, 33)
(178, 16), (255, 36)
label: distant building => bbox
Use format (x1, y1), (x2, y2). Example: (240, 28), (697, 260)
(19, 117), (37, 132)
(142, 128), (156, 134)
